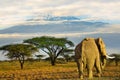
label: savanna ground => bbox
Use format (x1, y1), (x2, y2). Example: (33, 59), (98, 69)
(0, 60), (119, 80)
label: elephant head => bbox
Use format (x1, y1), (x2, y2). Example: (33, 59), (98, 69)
(95, 38), (107, 69)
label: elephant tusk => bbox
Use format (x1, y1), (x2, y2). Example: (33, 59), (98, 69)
(106, 55), (115, 59)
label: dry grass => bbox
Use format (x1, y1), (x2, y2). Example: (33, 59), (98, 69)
(0, 61), (119, 80)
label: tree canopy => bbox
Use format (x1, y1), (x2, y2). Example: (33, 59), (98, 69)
(24, 36), (74, 65)
(0, 44), (38, 69)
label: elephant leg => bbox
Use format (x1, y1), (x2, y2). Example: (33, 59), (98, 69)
(76, 59), (84, 79)
(80, 60), (84, 79)
(87, 59), (94, 79)
(95, 57), (101, 77)
(87, 67), (93, 79)
(76, 59), (80, 78)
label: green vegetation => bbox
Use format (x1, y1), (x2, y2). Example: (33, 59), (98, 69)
(24, 36), (74, 66)
(0, 44), (38, 69)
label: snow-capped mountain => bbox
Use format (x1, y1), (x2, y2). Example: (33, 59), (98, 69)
(0, 20), (107, 34)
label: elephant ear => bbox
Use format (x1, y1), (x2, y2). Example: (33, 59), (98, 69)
(96, 38), (107, 69)
(96, 37), (107, 58)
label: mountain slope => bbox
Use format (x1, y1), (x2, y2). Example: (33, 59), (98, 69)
(0, 21), (107, 34)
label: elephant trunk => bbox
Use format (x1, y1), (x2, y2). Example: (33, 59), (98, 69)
(101, 56), (106, 70)
(101, 55), (115, 70)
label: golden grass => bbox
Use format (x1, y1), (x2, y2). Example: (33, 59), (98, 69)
(0, 61), (119, 80)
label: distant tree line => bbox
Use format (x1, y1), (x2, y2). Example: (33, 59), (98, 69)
(108, 53), (120, 66)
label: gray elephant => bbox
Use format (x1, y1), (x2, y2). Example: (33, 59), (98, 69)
(75, 38), (107, 79)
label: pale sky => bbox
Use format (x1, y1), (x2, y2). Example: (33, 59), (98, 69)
(0, 0), (120, 29)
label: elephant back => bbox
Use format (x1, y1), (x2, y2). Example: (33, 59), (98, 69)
(82, 38), (100, 56)
(75, 38), (99, 59)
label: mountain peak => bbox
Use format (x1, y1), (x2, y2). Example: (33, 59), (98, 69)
(44, 16), (80, 21)
(27, 15), (80, 22)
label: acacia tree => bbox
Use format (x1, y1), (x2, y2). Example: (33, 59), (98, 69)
(24, 36), (74, 66)
(0, 44), (38, 69)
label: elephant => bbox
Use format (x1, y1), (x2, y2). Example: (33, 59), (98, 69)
(75, 37), (107, 79)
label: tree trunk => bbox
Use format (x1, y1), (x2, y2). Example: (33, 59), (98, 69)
(18, 55), (25, 69)
(66, 58), (69, 62)
(51, 60), (55, 66)
(115, 60), (118, 66)
(50, 58), (56, 66)
(20, 63), (24, 69)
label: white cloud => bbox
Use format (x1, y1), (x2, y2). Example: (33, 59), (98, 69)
(0, 32), (95, 38)
(0, 33), (86, 38)
(96, 24), (120, 33)
(0, 0), (120, 29)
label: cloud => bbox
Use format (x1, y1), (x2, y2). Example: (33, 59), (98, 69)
(0, 0), (120, 29)
(96, 24), (120, 33)
(0, 32), (97, 38)
(0, 33), (90, 38)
